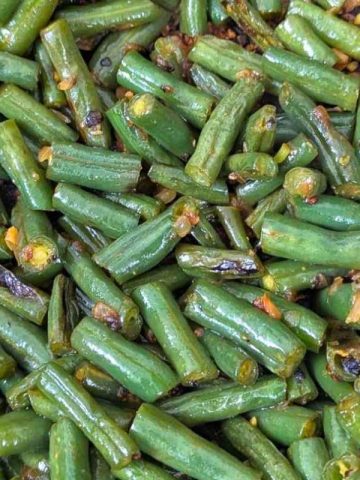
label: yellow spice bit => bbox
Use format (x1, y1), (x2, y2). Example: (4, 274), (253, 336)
(4, 226), (19, 252)
(337, 460), (350, 477)
(249, 417), (257, 427)
(38, 146), (52, 164)
(58, 76), (76, 91)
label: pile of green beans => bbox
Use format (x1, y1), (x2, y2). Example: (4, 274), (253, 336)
(1, 0), (360, 479)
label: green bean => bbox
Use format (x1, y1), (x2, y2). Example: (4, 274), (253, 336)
(113, 459), (174, 480)
(102, 193), (165, 221)
(243, 105), (277, 153)
(275, 15), (337, 66)
(315, 282), (360, 329)
(225, 153), (279, 182)
(180, 0), (208, 36)
(208, 0), (228, 24)
(183, 279), (306, 377)
(0, 52), (39, 91)
(324, 404), (359, 459)
(323, 454), (360, 480)
(56, 0), (164, 38)
(185, 75), (264, 187)
(0, 265), (49, 326)
(132, 282), (218, 385)
(215, 206), (251, 250)
(0, 0), (21, 26)
(261, 213), (360, 269)
(58, 216), (111, 255)
(107, 99), (183, 167)
(326, 329), (360, 382)
(0, 84), (77, 145)
(337, 392), (360, 447)
(123, 264), (191, 294)
(246, 189), (286, 237)
(287, 363), (319, 405)
(252, 0), (282, 18)
(90, 449), (115, 480)
(130, 403), (262, 480)
(117, 51), (215, 129)
(94, 196), (200, 284)
(288, 437), (330, 480)
(90, 13), (170, 89)
(150, 35), (187, 80)
(0, 0), (58, 55)
(152, 0), (179, 9)
(190, 64), (230, 100)
(41, 19), (111, 148)
(0, 345), (16, 379)
(284, 167), (327, 199)
(50, 417), (91, 480)
(236, 176), (284, 207)
(0, 410), (51, 457)
(53, 183), (139, 239)
(222, 416), (301, 480)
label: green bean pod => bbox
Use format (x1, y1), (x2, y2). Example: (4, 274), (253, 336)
(326, 330), (360, 382)
(0, 345), (16, 379)
(337, 392), (360, 446)
(252, 0), (282, 19)
(53, 183), (139, 239)
(48, 274), (79, 355)
(190, 64), (230, 100)
(90, 449), (114, 480)
(287, 363), (318, 405)
(94, 196), (200, 284)
(130, 403), (262, 480)
(123, 264), (191, 294)
(284, 167), (327, 199)
(117, 50), (215, 129)
(0, 410), (51, 457)
(275, 15), (337, 66)
(35, 41), (67, 109)
(41, 19), (111, 148)
(288, 438), (330, 480)
(176, 244), (264, 280)
(152, 0), (179, 9)
(0, 265), (49, 325)
(236, 176), (284, 207)
(56, 0), (164, 38)
(323, 454), (360, 480)
(279, 83), (360, 188)
(248, 405), (321, 446)
(0, 369), (24, 398)
(0, 0), (21, 25)
(46, 143), (141, 193)
(183, 279), (306, 377)
(150, 35), (187, 80)
(64, 240), (141, 339)
(264, 49), (359, 112)
(225, 153), (279, 182)
(103, 193), (164, 222)
(11, 199), (60, 272)
(224, 0), (282, 50)
(114, 459), (174, 480)
(198, 329), (258, 384)
(0, 84), (77, 145)
(58, 216), (111, 255)
(315, 282), (360, 329)
(208, 0), (228, 24)
(223, 282), (327, 353)
(49, 417), (91, 480)
(185, 75), (265, 187)
(289, 0), (360, 60)
(246, 189), (287, 238)
(261, 260), (348, 301)
(215, 206), (251, 250)
(323, 405), (359, 458)
(37, 363), (139, 469)
(71, 316), (178, 402)
(132, 282), (218, 385)
(261, 213), (360, 269)
(180, 0), (207, 36)
(90, 13), (170, 89)
(276, 134), (318, 175)
(127, 94), (195, 160)
(0, 305), (51, 372)
(308, 352), (354, 403)
(0, 0), (58, 55)
(222, 416), (301, 480)
(0, 52), (39, 90)
(107, 99), (182, 168)
(0, 120), (53, 210)
(243, 105), (277, 153)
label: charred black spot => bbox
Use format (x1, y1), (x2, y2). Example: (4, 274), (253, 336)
(0, 266), (37, 299)
(85, 110), (103, 127)
(342, 356), (360, 376)
(293, 368), (305, 383)
(212, 259), (258, 275)
(100, 57), (112, 67)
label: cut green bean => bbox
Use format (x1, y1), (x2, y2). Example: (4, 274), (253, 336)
(132, 282), (218, 385)
(253, 0), (282, 18)
(246, 188), (287, 237)
(284, 167), (327, 199)
(94, 196), (200, 284)
(50, 417), (91, 480)
(185, 76), (265, 187)
(176, 244), (264, 280)
(0, 0), (21, 26)
(58, 216), (111, 255)
(222, 416), (301, 480)
(236, 176), (284, 207)
(114, 459), (174, 480)
(323, 404), (359, 458)
(37, 362), (139, 469)
(130, 403), (262, 480)
(0, 52), (39, 90)
(323, 454), (360, 480)
(103, 193), (164, 221)
(0, 345), (16, 379)
(117, 50), (215, 129)
(41, 19), (111, 148)
(91, 449), (115, 480)
(0, 84), (77, 145)
(53, 183), (139, 239)
(215, 206), (251, 250)
(64, 240), (141, 339)
(0, 0), (58, 55)
(315, 282), (360, 329)
(287, 363), (319, 405)
(326, 329), (360, 382)
(208, 0), (228, 24)
(337, 392), (360, 446)
(123, 264), (191, 294)
(180, 0), (207, 36)
(288, 437), (330, 480)
(225, 153), (279, 182)
(243, 105), (277, 153)
(150, 35), (187, 80)
(261, 213), (360, 269)
(71, 316), (178, 402)
(190, 64), (230, 100)
(183, 279), (306, 377)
